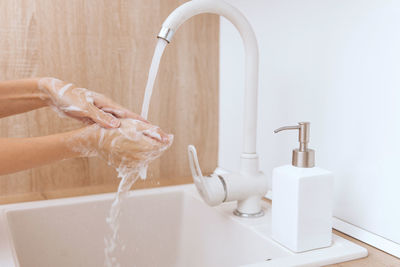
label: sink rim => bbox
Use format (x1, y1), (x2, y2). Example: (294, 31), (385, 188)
(0, 184), (368, 267)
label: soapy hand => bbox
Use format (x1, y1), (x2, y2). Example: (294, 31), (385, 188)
(38, 78), (147, 128)
(72, 119), (173, 171)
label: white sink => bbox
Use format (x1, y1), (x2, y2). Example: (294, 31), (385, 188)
(0, 184), (366, 267)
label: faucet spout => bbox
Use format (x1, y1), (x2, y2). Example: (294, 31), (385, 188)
(158, 0), (259, 155)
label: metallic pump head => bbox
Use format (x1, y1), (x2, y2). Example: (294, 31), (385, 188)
(274, 122), (315, 168)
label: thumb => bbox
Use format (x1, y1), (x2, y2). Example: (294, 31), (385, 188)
(88, 103), (120, 128)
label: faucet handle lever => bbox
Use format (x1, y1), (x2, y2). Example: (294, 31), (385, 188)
(188, 145), (225, 206)
(188, 145), (204, 185)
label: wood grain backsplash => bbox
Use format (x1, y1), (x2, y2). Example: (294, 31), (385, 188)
(0, 0), (218, 203)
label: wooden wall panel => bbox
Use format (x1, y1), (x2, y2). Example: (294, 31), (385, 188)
(0, 0), (219, 202)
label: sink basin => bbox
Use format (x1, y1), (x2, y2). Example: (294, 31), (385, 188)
(0, 184), (366, 266)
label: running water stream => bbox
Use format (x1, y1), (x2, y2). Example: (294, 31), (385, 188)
(104, 172), (139, 267)
(141, 39), (168, 120)
(104, 39), (168, 267)
(139, 39), (168, 180)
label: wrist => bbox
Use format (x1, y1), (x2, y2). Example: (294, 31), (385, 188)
(36, 77), (54, 104)
(67, 125), (100, 157)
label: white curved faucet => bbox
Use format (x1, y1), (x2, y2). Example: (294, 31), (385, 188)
(158, 0), (268, 217)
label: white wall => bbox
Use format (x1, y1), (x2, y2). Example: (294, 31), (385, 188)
(219, 0), (400, 249)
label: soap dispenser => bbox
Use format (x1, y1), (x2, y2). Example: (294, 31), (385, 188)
(272, 122), (334, 252)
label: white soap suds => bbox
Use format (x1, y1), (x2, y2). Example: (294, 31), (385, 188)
(139, 166), (148, 180)
(62, 105), (83, 112)
(58, 83), (73, 97)
(85, 90), (95, 104)
(143, 129), (161, 142)
(37, 78), (96, 119)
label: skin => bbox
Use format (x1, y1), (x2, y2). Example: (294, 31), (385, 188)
(80, 119), (173, 170)
(37, 77), (150, 127)
(0, 130), (81, 175)
(0, 78), (171, 175)
(0, 79), (48, 117)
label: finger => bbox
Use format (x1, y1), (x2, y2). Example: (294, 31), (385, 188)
(153, 127), (172, 144)
(143, 127), (172, 144)
(92, 94), (150, 123)
(141, 138), (166, 154)
(66, 113), (95, 125)
(143, 131), (163, 143)
(133, 120), (171, 144)
(114, 108), (149, 122)
(80, 117), (95, 125)
(101, 107), (149, 123)
(87, 103), (120, 128)
(129, 113), (149, 124)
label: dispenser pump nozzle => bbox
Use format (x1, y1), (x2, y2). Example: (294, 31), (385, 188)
(274, 122), (315, 168)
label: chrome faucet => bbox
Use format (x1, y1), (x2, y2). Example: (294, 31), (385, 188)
(158, 0), (268, 217)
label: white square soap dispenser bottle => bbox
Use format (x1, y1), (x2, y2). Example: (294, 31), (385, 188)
(272, 122), (334, 253)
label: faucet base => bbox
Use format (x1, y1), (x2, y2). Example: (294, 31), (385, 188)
(233, 209), (264, 218)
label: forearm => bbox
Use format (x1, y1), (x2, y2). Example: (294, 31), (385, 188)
(0, 78), (49, 118)
(0, 130), (82, 175)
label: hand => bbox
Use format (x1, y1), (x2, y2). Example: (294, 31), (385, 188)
(72, 119), (173, 170)
(38, 77), (147, 128)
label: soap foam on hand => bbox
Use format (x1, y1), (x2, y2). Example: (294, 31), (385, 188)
(139, 166), (148, 180)
(37, 77), (112, 127)
(143, 129), (162, 142)
(118, 123), (167, 180)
